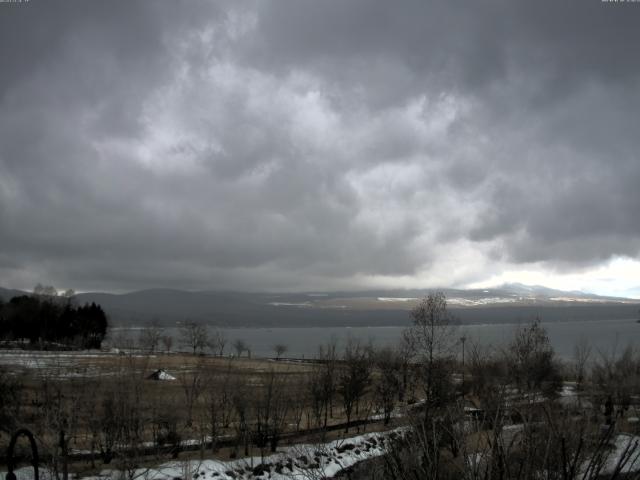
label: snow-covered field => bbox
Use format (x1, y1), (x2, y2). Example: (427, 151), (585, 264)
(0, 349), (151, 377)
(447, 297), (520, 306)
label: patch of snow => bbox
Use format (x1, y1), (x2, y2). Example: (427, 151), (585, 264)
(268, 302), (312, 307)
(1, 429), (406, 480)
(599, 434), (640, 475)
(549, 297), (628, 304)
(500, 424), (525, 446)
(448, 297), (519, 306)
(147, 369), (177, 381)
(158, 370), (176, 381)
(377, 297), (418, 302)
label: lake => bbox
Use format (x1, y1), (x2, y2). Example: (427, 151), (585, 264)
(111, 317), (640, 361)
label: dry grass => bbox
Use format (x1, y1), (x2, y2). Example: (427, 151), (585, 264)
(0, 349), (404, 474)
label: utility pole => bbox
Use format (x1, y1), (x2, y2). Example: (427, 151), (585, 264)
(460, 335), (467, 397)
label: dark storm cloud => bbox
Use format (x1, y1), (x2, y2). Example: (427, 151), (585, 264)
(1, 0), (639, 292)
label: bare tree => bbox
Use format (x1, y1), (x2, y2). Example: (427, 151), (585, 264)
(37, 366), (74, 480)
(397, 330), (416, 402)
(202, 362), (233, 453)
(338, 340), (372, 432)
(592, 344), (639, 421)
(149, 387), (181, 459)
(381, 359), (640, 480)
(251, 369), (290, 460)
(273, 343), (288, 360)
(467, 341), (509, 427)
(180, 320), (209, 355)
(178, 358), (205, 428)
(33, 283), (58, 297)
(408, 291), (457, 415)
(573, 335), (592, 391)
(26, 356), (94, 480)
(138, 322), (163, 354)
(308, 340), (338, 431)
(62, 288), (75, 298)
(289, 374), (308, 433)
(0, 367), (24, 438)
(211, 328), (227, 356)
(507, 318), (561, 398)
(233, 339), (248, 358)
(92, 356), (149, 472)
(309, 366), (329, 430)
(161, 334), (173, 353)
(231, 379), (250, 457)
(373, 347), (401, 425)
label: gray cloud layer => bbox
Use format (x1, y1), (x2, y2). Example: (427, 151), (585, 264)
(1, 0), (639, 292)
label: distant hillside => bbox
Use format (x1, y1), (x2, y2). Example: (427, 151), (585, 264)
(71, 285), (640, 327)
(0, 287), (28, 300)
(2, 285), (639, 328)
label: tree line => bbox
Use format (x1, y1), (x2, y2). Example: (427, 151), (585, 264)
(0, 286), (108, 349)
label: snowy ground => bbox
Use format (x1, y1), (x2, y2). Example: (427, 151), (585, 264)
(2, 429), (405, 480)
(599, 433), (640, 475)
(557, 383), (594, 409)
(0, 349), (152, 378)
(475, 430), (640, 477)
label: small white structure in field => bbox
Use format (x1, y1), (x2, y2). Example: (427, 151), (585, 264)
(147, 369), (176, 381)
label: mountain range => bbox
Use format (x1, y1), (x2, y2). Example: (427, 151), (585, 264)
(1, 283), (639, 328)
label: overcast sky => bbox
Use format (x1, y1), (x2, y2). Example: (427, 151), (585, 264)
(1, 1), (640, 296)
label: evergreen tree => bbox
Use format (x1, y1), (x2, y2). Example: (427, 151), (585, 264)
(0, 295), (108, 349)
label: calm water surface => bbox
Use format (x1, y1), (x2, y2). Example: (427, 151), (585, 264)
(112, 318), (640, 360)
